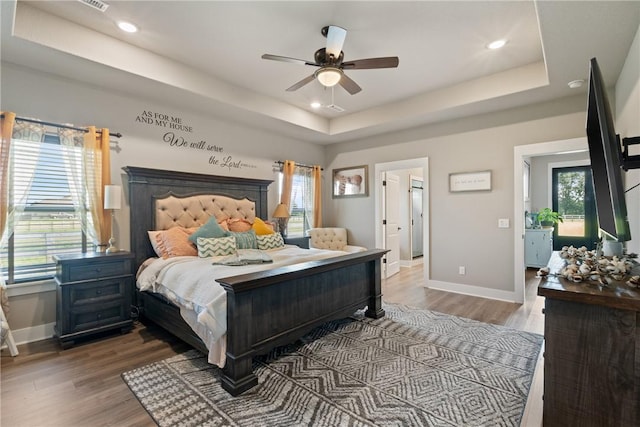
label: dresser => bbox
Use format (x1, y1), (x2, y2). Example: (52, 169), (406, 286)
(54, 252), (135, 348)
(538, 254), (640, 426)
(524, 228), (553, 268)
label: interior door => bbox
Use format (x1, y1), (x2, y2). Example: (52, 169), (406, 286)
(383, 172), (401, 278)
(551, 166), (598, 250)
(411, 178), (423, 258)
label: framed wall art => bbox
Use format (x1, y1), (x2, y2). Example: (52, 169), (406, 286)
(332, 165), (368, 198)
(449, 170), (492, 192)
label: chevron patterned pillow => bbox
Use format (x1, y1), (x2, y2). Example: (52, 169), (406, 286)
(256, 233), (285, 250)
(197, 236), (237, 257)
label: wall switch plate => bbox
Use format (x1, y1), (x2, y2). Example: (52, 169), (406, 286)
(458, 266), (466, 275)
(498, 218), (510, 228)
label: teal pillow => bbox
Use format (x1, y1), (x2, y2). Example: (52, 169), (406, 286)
(229, 230), (258, 249)
(189, 217), (229, 243)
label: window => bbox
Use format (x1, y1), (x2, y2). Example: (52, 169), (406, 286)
(551, 166), (598, 250)
(1, 133), (88, 284)
(278, 167), (316, 237)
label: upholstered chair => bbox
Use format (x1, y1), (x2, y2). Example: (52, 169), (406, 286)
(307, 227), (367, 253)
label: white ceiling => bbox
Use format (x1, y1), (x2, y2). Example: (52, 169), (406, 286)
(2, 1), (639, 144)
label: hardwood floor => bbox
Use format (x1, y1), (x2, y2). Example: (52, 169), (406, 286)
(1, 265), (545, 426)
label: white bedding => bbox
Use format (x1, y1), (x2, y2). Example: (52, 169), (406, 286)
(136, 245), (348, 366)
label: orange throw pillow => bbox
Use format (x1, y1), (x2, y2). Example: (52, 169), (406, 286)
(228, 218), (252, 232)
(155, 227), (197, 259)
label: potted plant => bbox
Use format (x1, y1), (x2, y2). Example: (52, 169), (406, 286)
(537, 207), (563, 228)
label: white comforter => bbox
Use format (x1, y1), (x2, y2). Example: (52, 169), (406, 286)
(136, 245), (348, 366)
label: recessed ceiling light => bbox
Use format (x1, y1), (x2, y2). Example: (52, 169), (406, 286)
(310, 101), (322, 109)
(117, 21), (138, 33)
(487, 39), (507, 50)
(568, 79), (584, 89)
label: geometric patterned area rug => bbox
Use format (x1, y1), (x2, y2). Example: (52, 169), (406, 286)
(122, 303), (543, 427)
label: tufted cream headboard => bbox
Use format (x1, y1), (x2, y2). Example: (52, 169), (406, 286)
(124, 166), (272, 269)
(155, 194), (256, 230)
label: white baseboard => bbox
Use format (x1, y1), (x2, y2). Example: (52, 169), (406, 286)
(427, 280), (519, 303)
(9, 322), (55, 346)
(400, 258), (423, 268)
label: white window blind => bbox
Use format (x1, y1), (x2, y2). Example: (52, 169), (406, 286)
(279, 168), (315, 237)
(1, 134), (87, 284)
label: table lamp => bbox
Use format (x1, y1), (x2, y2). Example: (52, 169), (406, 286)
(104, 185), (121, 254)
(272, 203), (290, 237)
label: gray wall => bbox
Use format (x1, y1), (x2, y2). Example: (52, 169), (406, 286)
(325, 98), (588, 292)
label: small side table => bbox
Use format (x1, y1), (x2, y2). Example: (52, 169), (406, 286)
(54, 252), (135, 348)
(283, 235), (310, 249)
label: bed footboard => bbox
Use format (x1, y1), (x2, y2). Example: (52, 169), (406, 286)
(216, 249), (386, 396)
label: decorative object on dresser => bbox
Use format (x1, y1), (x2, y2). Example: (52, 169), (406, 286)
(54, 252), (134, 349)
(538, 252), (640, 426)
(524, 228), (553, 268)
(103, 184), (122, 254)
(271, 202), (290, 236)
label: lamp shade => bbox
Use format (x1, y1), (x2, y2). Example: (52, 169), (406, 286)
(272, 203), (290, 219)
(104, 185), (122, 210)
(316, 67), (342, 87)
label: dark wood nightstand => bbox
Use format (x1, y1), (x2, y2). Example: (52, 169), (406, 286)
(53, 252), (135, 348)
(283, 235), (310, 249)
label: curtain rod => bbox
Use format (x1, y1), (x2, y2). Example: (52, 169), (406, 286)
(2, 114), (122, 138)
(275, 160), (323, 171)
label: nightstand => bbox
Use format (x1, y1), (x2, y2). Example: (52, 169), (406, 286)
(283, 235), (310, 249)
(54, 252), (135, 348)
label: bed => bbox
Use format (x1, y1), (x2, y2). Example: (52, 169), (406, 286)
(124, 166), (386, 396)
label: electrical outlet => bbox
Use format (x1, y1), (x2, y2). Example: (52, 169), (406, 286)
(498, 218), (510, 228)
(458, 266), (466, 275)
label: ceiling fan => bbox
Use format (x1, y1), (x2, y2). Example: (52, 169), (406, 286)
(262, 25), (399, 95)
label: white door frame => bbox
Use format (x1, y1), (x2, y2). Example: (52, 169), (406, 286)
(375, 158), (430, 285)
(513, 138), (587, 303)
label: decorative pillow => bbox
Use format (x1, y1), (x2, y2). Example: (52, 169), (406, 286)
(218, 219), (230, 231)
(228, 218), (253, 232)
(256, 233), (285, 250)
(252, 217), (275, 235)
(189, 217), (229, 243)
(229, 230), (258, 249)
(147, 231), (162, 256)
(197, 236), (237, 257)
(155, 227), (197, 259)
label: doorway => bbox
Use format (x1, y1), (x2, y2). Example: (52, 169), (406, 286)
(513, 138), (588, 304)
(375, 158), (430, 283)
(411, 177), (424, 258)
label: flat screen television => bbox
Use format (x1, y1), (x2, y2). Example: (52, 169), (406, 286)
(586, 57), (631, 242)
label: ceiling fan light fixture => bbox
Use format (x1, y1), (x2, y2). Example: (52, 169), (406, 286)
(316, 67), (342, 87)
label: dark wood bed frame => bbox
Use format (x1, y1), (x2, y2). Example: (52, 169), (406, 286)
(123, 166), (386, 396)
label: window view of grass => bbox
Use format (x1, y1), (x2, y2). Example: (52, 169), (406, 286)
(556, 171), (586, 238)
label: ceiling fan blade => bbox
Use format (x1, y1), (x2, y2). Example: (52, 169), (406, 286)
(338, 73), (362, 95)
(286, 74), (316, 92)
(262, 54), (318, 66)
(341, 57), (399, 70)
(325, 26), (347, 58)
